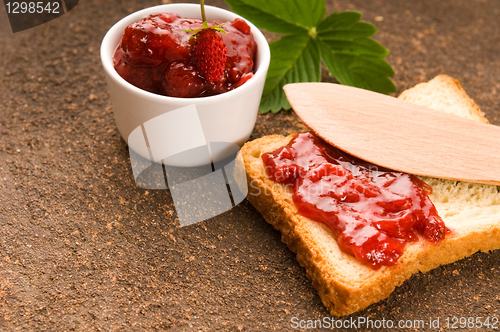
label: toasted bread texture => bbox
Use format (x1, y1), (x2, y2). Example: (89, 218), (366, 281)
(398, 74), (489, 123)
(241, 75), (500, 316)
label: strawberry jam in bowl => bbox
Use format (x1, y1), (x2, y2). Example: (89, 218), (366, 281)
(100, 4), (270, 166)
(113, 13), (257, 98)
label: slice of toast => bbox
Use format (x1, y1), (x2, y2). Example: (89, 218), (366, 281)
(241, 75), (500, 316)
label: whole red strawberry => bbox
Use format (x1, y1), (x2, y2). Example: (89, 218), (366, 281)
(187, 0), (227, 83)
(193, 28), (227, 82)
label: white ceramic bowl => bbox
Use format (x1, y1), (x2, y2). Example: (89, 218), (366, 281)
(101, 4), (270, 167)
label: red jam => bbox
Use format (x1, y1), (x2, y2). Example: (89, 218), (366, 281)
(113, 13), (257, 97)
(262, 132), (449, 270)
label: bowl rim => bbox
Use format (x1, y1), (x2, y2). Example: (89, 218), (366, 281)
(100, 3), (270, 103)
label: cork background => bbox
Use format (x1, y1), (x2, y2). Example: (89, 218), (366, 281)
(1, 0), (499, 330)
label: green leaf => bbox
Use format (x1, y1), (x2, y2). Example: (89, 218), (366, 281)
(318, 40), (396, 94)
(223, 3), (396, 113)
(317, 11), (361, 31)
(317, 22), (377, 40)
(259, 33), (320, 113)
(317, 11), (396, 94)
(318, 37), (388, 56)
(224, 0), (325, 34)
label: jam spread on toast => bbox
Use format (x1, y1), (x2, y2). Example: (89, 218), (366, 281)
(262, 132), (449, 269)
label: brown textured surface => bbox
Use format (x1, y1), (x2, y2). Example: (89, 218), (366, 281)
(0, 0), (499, 331)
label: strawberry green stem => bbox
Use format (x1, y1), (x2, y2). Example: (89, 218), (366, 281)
(200, 0), (207, 25)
